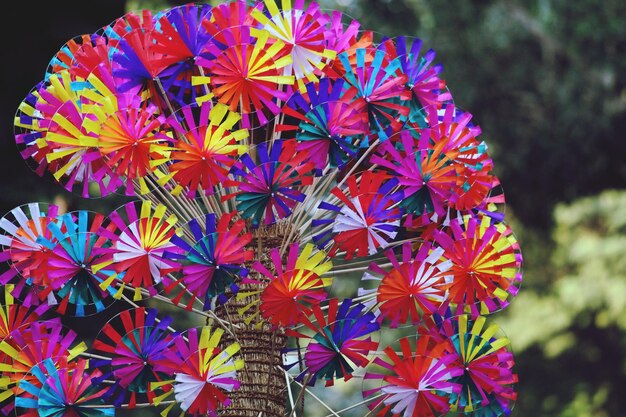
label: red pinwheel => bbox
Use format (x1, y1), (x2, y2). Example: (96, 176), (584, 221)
(363, 335), (462, 417)
(81, 94), (172, 195)
(363, 242), (451, 328)
(313, 171), (403, 259)
(0, 203), (61, 306)
(245, 242), (332, 328)
(165, 103), (248, 198)
(196, 25), (294, 127)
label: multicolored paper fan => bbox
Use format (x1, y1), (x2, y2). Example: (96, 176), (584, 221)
(244, 242), (332, 328)
(431, 214), (523, 316)
(287, 298), (380, 386)
(35, 210), (118, 316)
(224, 139), (315, 227)
(90, 307), (178, 407)
(152, 325), (244, 417)
(15, 357), (111, 417)
(6, 2), (524, 416)
(164, 212), (253, 309)
(361, 242), (451, 328)
(313, 171), (403, 259)
(97, 201), (181, 301)
(420, 314), (518, 417)
(164, 102), (249, 198)
(362, 335), (462, 417)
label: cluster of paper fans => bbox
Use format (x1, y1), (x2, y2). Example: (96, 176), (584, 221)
(6, 1), (522, 416)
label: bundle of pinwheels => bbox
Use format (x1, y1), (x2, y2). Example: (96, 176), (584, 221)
(6, 1), (523, 416)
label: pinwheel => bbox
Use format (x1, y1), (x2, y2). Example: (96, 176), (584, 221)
(432, 214), (523, 316)
(361, 242), (451, 328)
(371, 128), (457, 222)
(421, 314), (518, 417)
(7, 2), (524, 416)
(287, 298), (379, 386)
(362, 335), (462, 417)
(90, 307), (178, 407)
(0, 203), (61, 306)
(151, 3), (215, 107)
(97, 201), (181, 301)
(0, 320), (87, 413)
(224, 139), (315, 227)
(36, 210), (118, 316)
(241, 242), (332, 328)
(163, 212), (253, 309)
(15, 358), (111, 417)
(335, 47), (411, 141)
(379, 36), (452, 122)
(277, 78), (368, 171)
(163, 102), (248, 198)
(152, 326), (244, 417)
(195, 26), (294, 128)
(251, 0), (336, 90)
(313, 171), (403, 259)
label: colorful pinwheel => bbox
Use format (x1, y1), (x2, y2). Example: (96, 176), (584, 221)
(90, 307), (178, 407)
(164, 212), (253, 309)
(363, 335), (462, 417)
(224, 139), (315, 227)
(164, 103), (248, 198)
(152, 326), (244, 417)
(242, 242), (333, 328)
(278, 78), (368, 171)
(313, 171), (403, 259)
(36, 210), (118, 316)
(15, 358), (111, 417)
(97, 201), (181, 301)
(362, 242), (451, 328)
(432, 214), (523, 316)
(287, 298), (379, 386)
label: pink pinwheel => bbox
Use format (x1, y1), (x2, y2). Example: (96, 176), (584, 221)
(163, 212), (253, 310)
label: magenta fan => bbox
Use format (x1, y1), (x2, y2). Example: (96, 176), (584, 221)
(7, 1), (523, 416)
